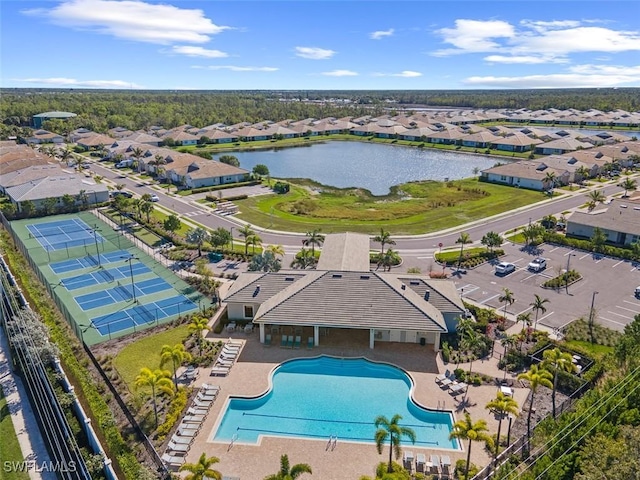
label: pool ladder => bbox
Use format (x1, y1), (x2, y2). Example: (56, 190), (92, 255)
(228, 433), (238, 451)
(326, 435), (338, 451)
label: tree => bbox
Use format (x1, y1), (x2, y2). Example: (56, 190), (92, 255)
(209, 227), (232, 251)
(266, 244), (285, 258)
(590, 227), (607, 253)
(132, 146), (144, 173)
(449, 413), (493, 480)
(247, 234), (262, 254)
(160, 343), (193, 389)
(481, 231), (502, 252)
(542, 347), (577, 418)
(377, 248), (400, 272)
(163, 214), (181, 233)
(77, 190), (89, 209)
(373, 228), (395, 256)
(188, 316), (209, 357)
(517, 365), (553, 442)
(140, 197), (154, 223)
(455, 232), (472, 271)
(543, 171), (557, 190)
(485, 392), (519, 462)
(374, 414), (416, 474)
(186, 227), (210, 257)
(576, 427), (640, 480)
(248, 251), (282, 272)
(587, 189), (606, 205)
(575, 166), (591, 185)
(540, 214), (557, 230)
(530, 294), (550, 330)
(134, 367), (173, 428)
(522, 224), (544, 245)
(238, 224), (256, 255)
(263, 454), (312, 480)
(619, 177), (637, 198)
(179, 453), (222, 480)
(498, 288), (515, 318)
(218, 155), (240, 167)
(253, 164), (270, 176)
(304, 229), (325, 255)
(290, 248), (317, 269)
(20, 200), (35, 217)
(41, 197), (58, 215)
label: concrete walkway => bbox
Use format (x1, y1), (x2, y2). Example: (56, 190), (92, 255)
(0, 327), (54, 480)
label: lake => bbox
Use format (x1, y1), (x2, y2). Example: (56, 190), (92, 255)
(224, 142), (500, 195)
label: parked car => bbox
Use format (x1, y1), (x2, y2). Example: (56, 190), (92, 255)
(528, 258), (547, 272)
(635, 286), (640, 298)
(150, 194), (160, 202)
(111, 191), (133, 199)
(495, 262), (516, 275)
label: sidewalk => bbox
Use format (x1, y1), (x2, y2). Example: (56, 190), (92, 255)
(0, 327), (54, 480)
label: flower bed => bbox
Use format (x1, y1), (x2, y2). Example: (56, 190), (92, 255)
(542, 270), (582, 289)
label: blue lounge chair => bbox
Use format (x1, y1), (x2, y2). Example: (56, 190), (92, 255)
(264, 334), (272, 346)
(293, 335), (301, 349)
(286, 335), (294, 348)
(307, 336), (314, 349)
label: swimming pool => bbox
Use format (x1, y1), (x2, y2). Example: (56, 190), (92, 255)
(212, 356), (459, 449)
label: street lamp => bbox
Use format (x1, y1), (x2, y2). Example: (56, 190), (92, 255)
(565, 253), (576, 293)
(506, 415), (513, 447)
(122, 255), (140, 302)
(88, 225), (101, 266)
(588, 291), (599, 344)
(229, 226), (235, 252)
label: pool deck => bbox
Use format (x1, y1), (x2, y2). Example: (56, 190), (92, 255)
(176, 329), (528, 479)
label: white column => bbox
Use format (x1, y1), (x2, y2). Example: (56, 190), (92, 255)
(259, 324), (265, 343)
(369, 329), (375, 349)
(314, 326), (319, 347)
(433, 332), (441, 352)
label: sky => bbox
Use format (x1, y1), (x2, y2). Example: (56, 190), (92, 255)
(1, 0), (639, 90)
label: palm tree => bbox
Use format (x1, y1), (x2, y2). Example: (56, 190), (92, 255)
(620, 177), (637, 198)
(587, 189), (606, 205)
(517, 365), (553, 441)
(374, 414), (416, 473)
(303, 229), (325, 255)
(575, 165), (591, 185)
(290, 248), (317, 269)
(238, 224), (256, 255)
(186, 227), (210, 257)
(160, 343), (193, 389)
(373, 228), (395, 256)
(455, 232), (472, 271)
(188, 316), (209, 357)
(481, 231), (502, 252)
(377, 248), (400, 272)
(132, 146), (144, 173)
(179, 453), (222, 480)
(485, 392), (519, 462)
(449, 413), (493, 480)
(542, 347), (577, 418)
(264, 454), (312, 480)
(134, 367), (173, 428)
(543, 171), (557, 190)
(266, 244), (285, 258)
(248, 251), (282, 272)
(140, 198), (154, 223)
(530, 294), (550, 330)
(498, 288), (515, 318)
(247, 234), (262, 254)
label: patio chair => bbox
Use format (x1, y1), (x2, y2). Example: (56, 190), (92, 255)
(167, 441), (190, 453)
(244, 324), (254, 333)
(430, 455), (440, 475)
(286, 335), (294, 348)
(161, 453), (186, 467)
(182, 414), (205, 424)
(439, 377), (454, 388)
(195, 391), (215, 401)
(402, 451), (414, 471)
(226, 338), (243, 347)
(210, 366), (230, 377)
(293, 335), (301, 349)
(280, 335), (288, 348)
(216, 359), (234, 367)
(435, 370), (450, 383)
(226, 323), (236, 333)
(187, 406), (208, 416)
(449, 382), (468, 396)
(264, 334), (272, 346)
(441, 455), (452, 479)
(169, 434), (192, 446)
(200, 384), (220, 394)
(415, 453), (426, 473)
(307, 336), (314, 349)
(177, 426), (199, 438)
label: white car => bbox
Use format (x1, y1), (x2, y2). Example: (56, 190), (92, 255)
(528, 258), (547, 272)
(495, 262), (516, 275)
(150, 194), (160, 202)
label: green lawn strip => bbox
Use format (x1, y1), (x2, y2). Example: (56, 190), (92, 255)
(563, 340), (613, 361)
(235, 179), (545, 235)
(149, 209), (190, 236)
(506, 232), (527, 243)
(435, 247), (488, 263)
(0, 388), (29, 480)
(113, 325), (190, 394)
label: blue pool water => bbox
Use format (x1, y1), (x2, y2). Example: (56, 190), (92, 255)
(212, 356), (459, 449)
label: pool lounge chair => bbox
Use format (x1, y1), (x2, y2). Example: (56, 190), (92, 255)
(187, 407), (208, 416)
(226, 338), (243, 346)
(210, 366), (230, 377)
(182, 414), (205, 424)
(264, 334), (272, 346)
(307, 336), (314, 349)
(195, 392), (215, 402)
(200, 384), (220, 394)
(449, 382), (468, 395)
(441, 455), (452, 479)
(167, 441), (190, 453)
(430, 455), (440, 475)
(293, 335), (301, 349)
(177, 424), (199, 437)
(415, 453), (426, 473)
(216, 359), (234, 367)
(161, 453), (186, 467)
(169, 434), (192, 445)
(193, 399), (212, 410)
(402, 451), (414, 471)
(439, 377), (454, 388)
(286, 335), (294, 348)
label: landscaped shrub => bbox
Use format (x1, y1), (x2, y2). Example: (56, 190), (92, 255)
(544, 232), (639, 261)
(542, 270), (582, 289)
(565, 318), (622, 347)
(435, 249), (504, 268)
(156, 388), (188, 439)
(192, 180), (259, 195)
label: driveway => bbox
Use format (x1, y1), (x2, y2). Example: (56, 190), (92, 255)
(448, 242), (639, 332)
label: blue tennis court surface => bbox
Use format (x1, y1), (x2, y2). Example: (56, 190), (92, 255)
(27, 218), (104, 251)
(75, 278), (173, 311)
(91, 295), (198, 336)
(62, 263), (151, 290)
(50, 250), (133, 274)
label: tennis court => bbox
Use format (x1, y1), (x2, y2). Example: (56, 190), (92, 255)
(62, 263), (151, 290)
(90, 295), (198, 336)
(27, 218), (104, 252)
(75, 278), (173, 311)
(50, 250), (133, 274)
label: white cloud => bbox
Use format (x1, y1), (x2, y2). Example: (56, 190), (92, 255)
(321, 70), (358, 77)
(170, 46), (228, 58)
(370, 28), (394, 40)
(15, 77), (144, 88)
(23, 0), (230, 44)
(191, 65), (278, 72)
(568, 64), (640, 75)
(464, 68), (640, 88)
(373, 71), (422, 77)
(484, 55), (568, 64)
(432, 18), (640, 63)
(295, 46), (336, 60)
(432, 19), (515, 56)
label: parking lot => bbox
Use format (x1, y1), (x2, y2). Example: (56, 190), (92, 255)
(449, 242), (640, 332)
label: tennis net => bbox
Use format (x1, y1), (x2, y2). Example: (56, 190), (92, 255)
(98, 268), (114, 282)
(28, 226), (92, 239)
(86, 253), (99, 267)
(116, 281), (132, 300)
(138, 303), (155, 324)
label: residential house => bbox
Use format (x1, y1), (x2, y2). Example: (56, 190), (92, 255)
(24, 130), (64, 145)
(491, 135), (543, 153)
(566, 198), (640, 246)
(535, 138), (593, 155)
(460, 131), (501, 149)
(481, 161), (569, 191)
(122, 132), (162, 147)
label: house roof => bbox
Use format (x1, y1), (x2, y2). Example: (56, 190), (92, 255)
(77, 133), (114, 147)
(6, 175), (108, 202)
(181, 159), (248, 179)
(537, 138), (593, 151)
(567, 199), (640, 235)
(0, 164), (64, 188)
(33, 111), (76, 119)
(482, 161), (568, 181)
(316, 233), (371, 272)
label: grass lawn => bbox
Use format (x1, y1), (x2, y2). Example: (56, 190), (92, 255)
(235, 178), (546, 235)
(506, 232), (527, 244)
(113, 325), (190, 393)
(435, 247), (488, 263)
(150, 209), (190, 236)
(563, 340), (613, 361)
(0, 388), (29, 480)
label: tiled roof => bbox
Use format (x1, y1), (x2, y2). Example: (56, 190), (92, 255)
(567, 199), (640, 235)
(316, 233), (370, 272)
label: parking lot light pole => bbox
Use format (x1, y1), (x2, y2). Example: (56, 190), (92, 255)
(565, 253), (576, 293)
(90, 226), (101, 266)
(588, 291), (599, 344)
(122, 256), (139, 302)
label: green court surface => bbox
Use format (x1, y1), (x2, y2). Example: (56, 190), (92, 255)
(8, 211), (213, 346)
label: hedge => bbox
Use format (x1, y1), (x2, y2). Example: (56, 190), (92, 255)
(543, 232), (639, 261)
(542, 270), (582, 289)
(435, 249), (504, 268)
(190, 180), (259, 195)
(205, 194), (248, 202)
(156, 389), (188, 440)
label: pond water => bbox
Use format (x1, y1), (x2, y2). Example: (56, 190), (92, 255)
(224, 141), (500, 196)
